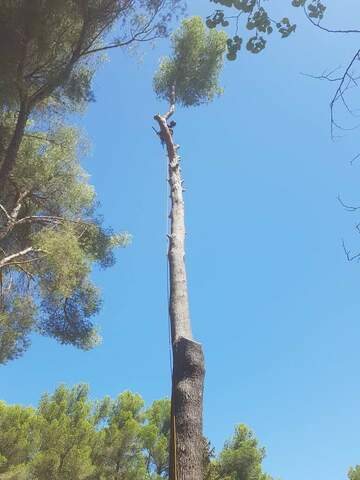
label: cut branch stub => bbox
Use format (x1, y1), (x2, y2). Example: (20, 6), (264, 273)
(154, 103), (205, 480)
(154, 111), (192, 342)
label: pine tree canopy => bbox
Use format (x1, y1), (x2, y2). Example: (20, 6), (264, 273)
(214, 424), (273, 480)
(0, 0), (183, 112)
(0, 124), (129, 364)
(0, 0), (184, 188)
(349, 466), (360, 480)
(153, 17), (228, 107)
(0, 384), (274, 480)
(0, 0), (184, 363)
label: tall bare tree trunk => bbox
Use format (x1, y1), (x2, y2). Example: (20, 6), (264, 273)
(154, 104), (205, 480)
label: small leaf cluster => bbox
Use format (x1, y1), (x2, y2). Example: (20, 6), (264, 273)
(307, 0), (327, 20)
(291, 0), (326, 19)
(207, 0), (330, 59)
(226, 36), (242, 60)
(349, 466), (360, 480)
(276, 18), (296, 38)
(206, 10), (230, 28)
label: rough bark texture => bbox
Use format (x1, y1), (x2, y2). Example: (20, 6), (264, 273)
(170, 337), (205, 480)
(154, 108), (205, 480)
(0, 103), (29, 189)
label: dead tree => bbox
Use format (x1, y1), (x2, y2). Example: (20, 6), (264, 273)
(154, 94), (205, 480)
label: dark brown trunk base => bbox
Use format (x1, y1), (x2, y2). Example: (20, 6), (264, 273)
(169, 336), (205, 480)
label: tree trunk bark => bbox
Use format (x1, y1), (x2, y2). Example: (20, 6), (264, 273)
(154, 111), (205, 480)
(0, 13), (89, 191)
(0, 102), (29, 190)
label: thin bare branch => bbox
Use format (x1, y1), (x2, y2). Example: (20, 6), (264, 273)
(0, 247), (36, 269)
(337, 194), (360, 212)
(342, 239), (360, 262)
(0, 204), (11, 221)
(15, 215), (65, 226)
(330, 49), (360, 137)
(0, 189), (31, 240)
(164, 84), (176, 120)
(16, 264), (35, 281)
(350, 152), (360, 165)
(303, 7), (360, 34)
(301, 73), (342, 82)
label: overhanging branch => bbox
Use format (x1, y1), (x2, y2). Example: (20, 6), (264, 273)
(0, 247), (39, 270)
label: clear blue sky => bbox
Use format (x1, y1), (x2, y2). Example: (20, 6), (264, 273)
(2, 1), (360, 479)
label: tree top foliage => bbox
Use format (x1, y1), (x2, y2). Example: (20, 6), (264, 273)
(207, 0), (327, 59)
(0, 0), (185, 191)
(0, 0), (184, 112)
(153, 17), (227, 107)
(215, 424), (272, 480)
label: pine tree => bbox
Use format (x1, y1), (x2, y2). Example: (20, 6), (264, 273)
(0, 125), (128, 363)
(153, 17), (227, 480)
(214, 424), (273, 480)
(0, 0), (183, 187)
(0, 0), (183, 362)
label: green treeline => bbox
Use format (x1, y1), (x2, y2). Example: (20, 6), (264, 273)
(0, 384), (273, 480)
(2, 383), (359, 480)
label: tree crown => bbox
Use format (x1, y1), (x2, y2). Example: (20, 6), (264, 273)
(154, 16), (227, 107)
(0, 126), (129, 364)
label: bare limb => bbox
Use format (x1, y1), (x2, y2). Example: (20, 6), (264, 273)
(164, 84), (176, 120)
(0, 247), (37, 269)
(337, 194), (360, 212)
(0, 204), (11, 221)
(330, 49), (360, 137)
(16, 264), (35, 282)
(302, 47), (360, 138)
(0, 189), (30, 240)
(82, 1), (165, 57)
(342, 239), (360, 262)
(303, 6), (360, 34)
(350, 152), (360, 165)
(15, 215), (67, 226)
(300, 67), (346, 83)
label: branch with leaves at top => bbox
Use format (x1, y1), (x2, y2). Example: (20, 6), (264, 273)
(0, 247), (41, 270)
